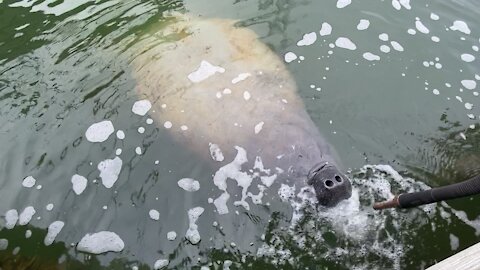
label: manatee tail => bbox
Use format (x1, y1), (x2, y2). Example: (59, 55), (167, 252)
(373, 174), (480, 210)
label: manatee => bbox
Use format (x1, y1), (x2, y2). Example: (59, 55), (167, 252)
(131, 16), (352, 207)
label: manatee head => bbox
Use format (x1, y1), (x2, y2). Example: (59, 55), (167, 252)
(307, 161), (352, 207)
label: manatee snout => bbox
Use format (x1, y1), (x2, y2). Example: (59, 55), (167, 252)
(307, 162), (352, 207)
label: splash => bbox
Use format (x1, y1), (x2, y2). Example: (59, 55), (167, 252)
(255, 165), (480, 269)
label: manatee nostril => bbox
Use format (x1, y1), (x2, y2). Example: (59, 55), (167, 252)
(335, 175), (343, 183)
(324, 180), (334, 188)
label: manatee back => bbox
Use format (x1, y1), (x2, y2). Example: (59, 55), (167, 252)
(132, 16), (310, 160)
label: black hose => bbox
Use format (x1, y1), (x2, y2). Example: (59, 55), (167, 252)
(373, 174), (480, 210)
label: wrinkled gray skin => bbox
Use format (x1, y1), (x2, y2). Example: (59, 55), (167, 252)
(132, 16), (352, 207)
(308, 162), (353, 207)
(257, 116), (353, 207)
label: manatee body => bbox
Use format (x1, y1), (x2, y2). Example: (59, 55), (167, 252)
(132, 16), (351, 207)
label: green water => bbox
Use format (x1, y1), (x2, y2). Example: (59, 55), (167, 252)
(1, 0), (480, 269)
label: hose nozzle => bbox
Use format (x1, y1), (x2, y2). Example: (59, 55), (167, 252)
(373, 173), (480, 210)
(373, 195), (400, 210)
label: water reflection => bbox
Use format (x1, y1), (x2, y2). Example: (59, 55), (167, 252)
(403, 115), (480, 185)
(0, 225), (158, 270)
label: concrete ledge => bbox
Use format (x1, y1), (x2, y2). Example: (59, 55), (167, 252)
(427, 242), (480, 270)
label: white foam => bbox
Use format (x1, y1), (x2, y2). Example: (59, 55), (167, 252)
(243, 91), (251, 100)
(392, 0), (401, 10)
(77, 231), (125, 254)
(46, 204), (54, 211)
(297, 32), (317, 46)
(430, 13), (439, 20)
(390, 41), (404, 51)
(379, 33), (389, 41)
(213, 146), (250, 212)
(25, 230), (32, 238)
(232, 73), (251, 84)
(167, 231), (177, 241)
(115, 148), (122, 155)
(44, 221), (64, 246)
(284, 52), (298, 63)
(149, 209), (160, 220)
(22, 176), (36, 188)
(461, 80), (476, 90)
(335, 37), (356, 50)
(154, 259), (169, 269)
(407, 28), (416, 35)
(164, 121), (172, 129)
(18, 206), (35, 225)
(433, 89), (440, 95)
(209, 143), (224, 162)
(335, 0), (350, 8)
(449, 234), (459, 250)
(254, 121), (264, 134)
(399, 0), (411, 9)
(261, 174), (277, 187)
(132, 100), (152, 116)
(415, 19), (430, 34)
(177, 178), (200, 192)
(431, 36), (440, 42)
(465, 103), (473, 110)
(380, 45), (391, 53)
(146, 118), (153, 124)
(461, 54), (475, 63)
(214, 192), (230, 214)
(319, 22), (332, 36)
(248, 185), (267, 205)
(98, 157), (123, 188)
(0, 239), (8, 250)
(450, 20), (471, 34)
(185, 207), (204, 245)
(214, 147), (278, 213)
(116, 130), (125, 140)
(224, 260), (233, 269)
(71, 174), (87, 195)
(138, 127), (145, 134)
(135, 147), (142, 155)
(278, 184), (296, 202)
(188, 60), (225, 83)
(392, 0), (410, 10)
(357, 19), (370, 30)
(254, 156), (275, 184)
(85, 120), (114, 142)
(5, 209), (18, 229)
(363, 52), (380, 61)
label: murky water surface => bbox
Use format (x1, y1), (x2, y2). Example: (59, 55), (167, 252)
(1, 0), (480, 269)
